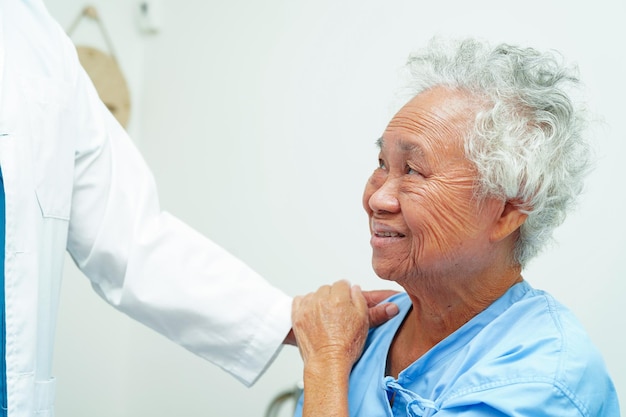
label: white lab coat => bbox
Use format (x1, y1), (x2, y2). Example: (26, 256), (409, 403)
(0, 0), (293, 415)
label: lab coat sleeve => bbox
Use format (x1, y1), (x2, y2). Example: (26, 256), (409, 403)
(61, 23), (292, 386)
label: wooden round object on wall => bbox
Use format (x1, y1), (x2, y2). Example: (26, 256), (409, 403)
(76, 45), (131, 128)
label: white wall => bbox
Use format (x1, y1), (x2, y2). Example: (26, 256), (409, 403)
(46, 0), (625, 415)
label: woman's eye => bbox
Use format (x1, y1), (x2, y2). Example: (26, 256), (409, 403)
(407, 166), (421, 176)
(378, 158), (387, 170)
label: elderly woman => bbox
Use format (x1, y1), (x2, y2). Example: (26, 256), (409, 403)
(291, 38), (619, 416)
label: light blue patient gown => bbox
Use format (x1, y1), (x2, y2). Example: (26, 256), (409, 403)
(294, 281), (619, 416)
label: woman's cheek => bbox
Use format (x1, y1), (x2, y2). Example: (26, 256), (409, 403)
(407, 180), (478, 254)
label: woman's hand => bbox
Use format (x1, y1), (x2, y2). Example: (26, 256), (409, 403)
(284, 287), (398, 346)
(292, 280), (369, 367)
(291, 280), (370, 417)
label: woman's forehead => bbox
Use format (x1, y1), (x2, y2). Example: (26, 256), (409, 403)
(381, 88), (476, 152)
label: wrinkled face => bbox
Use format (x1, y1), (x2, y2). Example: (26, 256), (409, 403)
(363, 87), (504, 286)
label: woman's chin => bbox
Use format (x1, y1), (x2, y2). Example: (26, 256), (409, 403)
(372, 265), (399, 283)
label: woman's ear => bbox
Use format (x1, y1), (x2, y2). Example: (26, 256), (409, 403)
(490, 200), (528, 242)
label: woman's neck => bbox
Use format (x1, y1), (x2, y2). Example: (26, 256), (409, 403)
(386, 268), (523, 379)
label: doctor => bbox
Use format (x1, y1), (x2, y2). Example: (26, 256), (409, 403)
(0, 1), (398, 415)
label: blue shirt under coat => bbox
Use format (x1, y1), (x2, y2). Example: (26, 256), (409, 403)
(294, 281), (619, 416)
(1, 167), (6, 416)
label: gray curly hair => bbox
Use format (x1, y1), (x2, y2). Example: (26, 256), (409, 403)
(403, 38), (591, 267)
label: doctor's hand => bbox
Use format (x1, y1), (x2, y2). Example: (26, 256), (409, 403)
(364, 288), (400, 325)
(283, 285), (398, 346)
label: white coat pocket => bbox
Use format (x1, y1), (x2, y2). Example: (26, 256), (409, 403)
(34, 377), (57, 416)
(23, 76), (75, 221)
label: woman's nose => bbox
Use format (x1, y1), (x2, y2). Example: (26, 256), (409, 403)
(365, 176), (400, 215)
